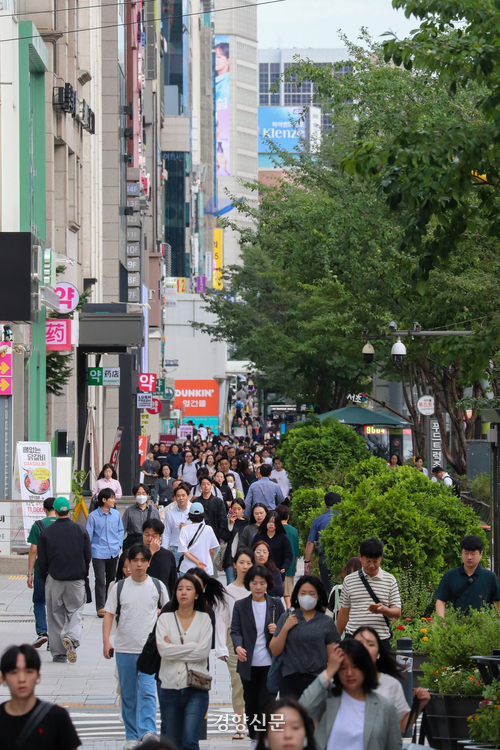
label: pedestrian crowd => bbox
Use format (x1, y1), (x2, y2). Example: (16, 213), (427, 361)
(3, 426), (500, 750)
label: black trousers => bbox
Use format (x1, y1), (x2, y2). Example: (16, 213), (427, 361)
(241, 666), (276, 739)
(318, 553), (332, 593)
(280, 672), (316, 700)
(92, 556), (118, 611)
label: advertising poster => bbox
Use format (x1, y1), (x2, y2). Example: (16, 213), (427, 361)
(174, 379), (219, 417)
(215, 35), (230, 176)
(258, 106), (306, 153)
(14, 442), (52, 502)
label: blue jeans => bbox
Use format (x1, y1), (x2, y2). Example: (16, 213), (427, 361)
(225, 565), (236, 584)
(33, 575), (47, 635)
(169, 546), (182, 567)
(159, 686), (209, 750)
(116, 652), (157, 740)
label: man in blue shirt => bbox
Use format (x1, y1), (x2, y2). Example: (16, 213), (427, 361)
(304, 492), (341, 592)
(86, 488), (124, 617)
(243, 463), (285, 517)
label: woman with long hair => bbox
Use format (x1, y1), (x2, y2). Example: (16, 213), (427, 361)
(238, 458), (257, 498)
(251, 452), (263, 472)
(253, 540), (284, 598)
(270, 575), (340, 699)
(353, 626), (430, 733)
(239, 502), (267, 549)
(204, 452), (217, 477)
(300, 639), (402, 750)
(213, 469), (233, 507)
(216, 548), (255, 739)
(231, 565), (285, 747)
(154, 463), (175, 507)
(255, 698), (316, 750)
(92, 463), (122, 499)
(219, 498), (248, 583)
(388, 454), (403, 469)
(253, 510), (293, 576)
(156, 574), (213, 750)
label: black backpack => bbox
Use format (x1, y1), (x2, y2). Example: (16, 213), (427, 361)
(444, 473), (461, 498)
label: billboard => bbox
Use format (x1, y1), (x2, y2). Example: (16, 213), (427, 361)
(215, 35), (230, 176)
(258, 107), (306, 153)
(213, 228), (223, 290)
(174, 379), (219, 417)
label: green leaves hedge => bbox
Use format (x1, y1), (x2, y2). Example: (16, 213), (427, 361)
(279, 416), (369, 491)
(321, 458), (486, 586)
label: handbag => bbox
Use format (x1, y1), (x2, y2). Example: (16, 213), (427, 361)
(266, 601), (283, 693)
(174, 612), (212, 691)
(214, 541), (228, 572)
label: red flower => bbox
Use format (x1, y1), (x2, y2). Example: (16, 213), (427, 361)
(396, 625), (405, 630)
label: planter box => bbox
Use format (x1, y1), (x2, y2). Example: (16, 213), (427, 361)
(412, 652), (427, 686)
(426, 693), (481, 750)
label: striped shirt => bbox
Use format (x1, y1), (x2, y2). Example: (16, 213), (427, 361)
(339, 567), (401, 640)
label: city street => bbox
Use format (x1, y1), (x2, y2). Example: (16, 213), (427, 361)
(0, 575), (249, 749)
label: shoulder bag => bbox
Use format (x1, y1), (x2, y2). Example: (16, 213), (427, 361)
(358, 569), (391, 630)
(174, 612), (212, 691)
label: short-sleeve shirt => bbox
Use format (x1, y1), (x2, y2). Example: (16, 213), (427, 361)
(178, 522), (219, 575)
(308, 509), (337, 554)
(274, 609), (340, 677)
(0, 699), (81, 750)
(27, 517), (57, 577)
(104, 575), (169, 653)
(376, 673), (410, 720)
(435, 564), (500, 612)
(339, 568), (401, 640)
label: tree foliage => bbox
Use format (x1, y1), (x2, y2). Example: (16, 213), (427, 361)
(278, 416), (369, 490)
(321, 459), (485, 585)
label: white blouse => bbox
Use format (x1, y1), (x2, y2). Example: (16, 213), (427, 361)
(214, 583), (251, 660)
(156, 610), (212, 690)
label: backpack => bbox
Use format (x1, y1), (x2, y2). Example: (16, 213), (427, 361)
(444, 473), (461, 498)
(115, 576), (162, 625)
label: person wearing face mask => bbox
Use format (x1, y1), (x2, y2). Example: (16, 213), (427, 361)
(225, 474), (244, 503)
(270, 575), (340, 700)
(255, 698), (317, 750)
(122, 484), (160, 551)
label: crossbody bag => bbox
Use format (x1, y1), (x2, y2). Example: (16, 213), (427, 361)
(177, 522), (205, 573)
(358, 569), (392, 631)
(451, 575), (476, 607)
(173, 612), (212, 691)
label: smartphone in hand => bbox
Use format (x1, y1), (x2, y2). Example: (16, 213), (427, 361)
(109, 648), (114, 658)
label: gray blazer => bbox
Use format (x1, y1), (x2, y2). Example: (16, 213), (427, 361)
(300, 675), (402, 750)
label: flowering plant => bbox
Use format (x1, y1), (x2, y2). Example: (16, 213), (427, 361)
(422, 665), (483, 696)
(390, 616), (435, 652)
(468, 680), (500, 745)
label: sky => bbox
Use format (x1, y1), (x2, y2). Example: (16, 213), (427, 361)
(257, 0), (419, 49)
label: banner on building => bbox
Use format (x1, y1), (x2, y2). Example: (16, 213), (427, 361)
(213, 229), (223, 290)
(215, 35), (230, 176)
(138, 436), (148, 465)
(109, 427), (124, 471)
(175, 379), (219, 417)
(258, 106), (307, 153)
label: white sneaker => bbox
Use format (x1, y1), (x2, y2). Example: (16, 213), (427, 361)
(141, 734), (159, 743)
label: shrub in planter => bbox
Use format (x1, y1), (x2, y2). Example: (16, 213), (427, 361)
(278, 415), (369, 491)
(468, 680), (500, 746)
(391, 615), (435, 652)
(322, 459), (486, 586)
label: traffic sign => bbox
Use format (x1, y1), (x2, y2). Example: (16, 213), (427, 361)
(103, 367), (120, 386)
(88, 367), (103, 386)
(146, 398), (162, 415)
(139, 373), (157, 393)
(137, 392), (153, 409)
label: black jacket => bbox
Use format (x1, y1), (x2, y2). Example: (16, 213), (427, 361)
(220, 517), (248, 568)
(231, 594), (285, 681)
(253, 531), (293, 572)
(148, 547), (177, 599)
(154, 477), (175, 505)
(38, 517), (92, 581)
(198, 493), (227, 540)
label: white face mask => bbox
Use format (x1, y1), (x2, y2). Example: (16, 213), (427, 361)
(298, 595), (317, 611)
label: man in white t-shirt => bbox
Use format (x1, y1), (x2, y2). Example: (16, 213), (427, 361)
(178, 502), (219, 575)
(102, 543), (168, 747)
(162, 482), (192, 565)
(270, 457), (291, 500)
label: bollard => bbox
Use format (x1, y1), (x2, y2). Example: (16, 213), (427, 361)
(396, 637), (414, 710)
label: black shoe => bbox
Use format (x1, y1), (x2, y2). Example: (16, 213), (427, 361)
(32, 634), (48, 649)
(52, 654), (68, 663)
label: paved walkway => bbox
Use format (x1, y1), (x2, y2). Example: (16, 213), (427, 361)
(0, 574), (248, 749)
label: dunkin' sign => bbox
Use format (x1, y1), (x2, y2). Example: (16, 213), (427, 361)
(174, 380), (219, 416)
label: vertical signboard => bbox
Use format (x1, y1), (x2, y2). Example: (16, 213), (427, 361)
(213, 229), (223, 290)
(428, 417), (444, 472)
(215, 35), (230, 176)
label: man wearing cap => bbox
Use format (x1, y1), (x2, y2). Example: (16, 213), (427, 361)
(37, 496), (92, 663)
(177, 501), (219, 575)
